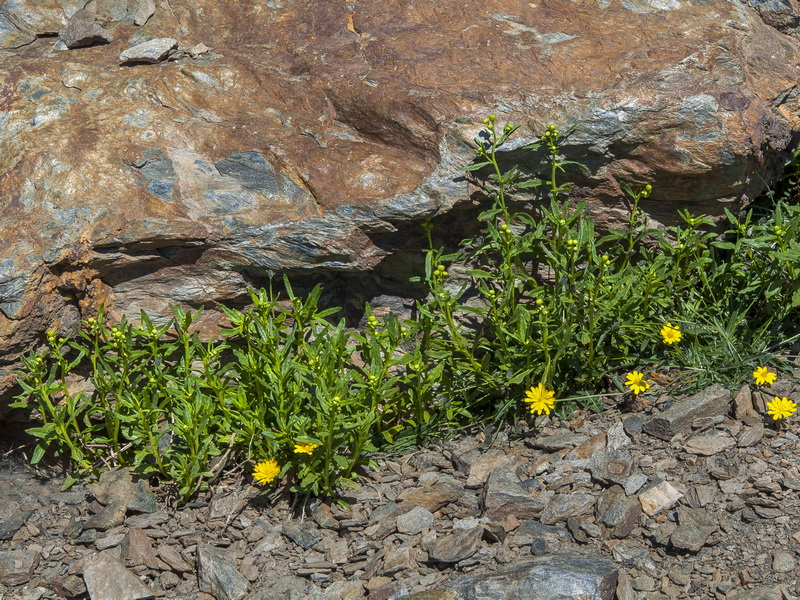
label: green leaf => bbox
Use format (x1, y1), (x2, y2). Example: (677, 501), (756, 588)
(32, 443), (47, 465)
(461, 161), (492, 172)
(61, 473), (80, 491)
(711, 241), (736, 250)
(465, 269), (496, 279)
(516, 179), (543, 189)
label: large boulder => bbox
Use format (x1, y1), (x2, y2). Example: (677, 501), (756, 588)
(1, 0), (800, 409)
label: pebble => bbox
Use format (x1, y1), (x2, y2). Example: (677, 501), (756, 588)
(396, 506), (434, 535)
(638, 480), (684, 516)
(119, 38), (178, 64)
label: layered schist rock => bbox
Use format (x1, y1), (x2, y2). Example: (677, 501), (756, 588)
(1, 0), (800, 408)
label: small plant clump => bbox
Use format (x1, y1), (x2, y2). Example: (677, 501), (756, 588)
(12, 117), (800, 504)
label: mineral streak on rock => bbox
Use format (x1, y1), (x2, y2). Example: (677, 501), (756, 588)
(1, 0), (800, 409)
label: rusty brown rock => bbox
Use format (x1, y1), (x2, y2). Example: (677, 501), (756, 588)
(2, 0), (800, 410)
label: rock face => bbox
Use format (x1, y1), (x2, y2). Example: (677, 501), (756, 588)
(2, 0), (800, 407)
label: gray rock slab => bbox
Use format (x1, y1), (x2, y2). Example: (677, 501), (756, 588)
(282, 521), (322, 549)
(133, 0), (156, 25)
(734, 385), (757, 419)
(683, 430), (736, 455)
(310, 502), (340, 530)
(771, 550), (797, 573)
(643, 384), (731, 440)
(197, 545), (249, 600)
(622, 415), (645, 436)
(623, 473), (648, 495)
(249, 574), (323, 600)
(119, 38), (178, 64)
(122, 528), (163, 569)
(157, 544), (192, 572)
(319, 580), (365, 599)
(427, 528), (483, 564)
(589, 449), (634, 485)
(400, 481), (464, 512)
(670, 507), (719, 552)
(738, 423), (765, 447)
(727, 586), (783, 600)
(396, 505), (435, 535)
(444, 554), (618, 600)
(0, 550), (37, 586)
(465, 453), (517, 487)
(84, 503), (127, 531)
(597, 485), (642, 539)
(88, 468), (158, 514)
(381, 545), (420, 575)
(0, 502), (34, 541)
(510, 520), (571, 546)
(606, 421), (631, 450)
(82, 551), (154, 600)
(481, 469), (547, 520)
(124, 510), (168, 528)
(59, 18), (112, 48)
(530, 433), (588, 451)
(539, 491), (596, 525)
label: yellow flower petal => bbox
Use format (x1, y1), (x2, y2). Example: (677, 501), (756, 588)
(625, 371), (650, 396)
(767, 397), (797, 420)
(524, 383), (556, 416)
(660, 322), (682, 344)
(253, 459), (281, 485)
(752, 366), (777, 387)
(293, 442), (319, 455)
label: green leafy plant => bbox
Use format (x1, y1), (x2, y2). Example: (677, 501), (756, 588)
(12, 117), (800, 506)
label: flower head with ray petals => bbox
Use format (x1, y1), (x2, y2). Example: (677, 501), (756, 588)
(767, 396), (797, 420)
(625, 371), (650, 395)
(753, 366), (777, 387)
(253, 459), (281, 485)
(523, 383), (556, 416)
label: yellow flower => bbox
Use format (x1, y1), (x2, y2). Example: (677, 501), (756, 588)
(253, 459), (281, 485)
(660, 322), (682, 344)
(523, 383), (556, 415)
(625, 371), (650, 395)
(293, 442), (319, 455)
(767, 397), (797, 420)
(752, 366), (777, 386)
